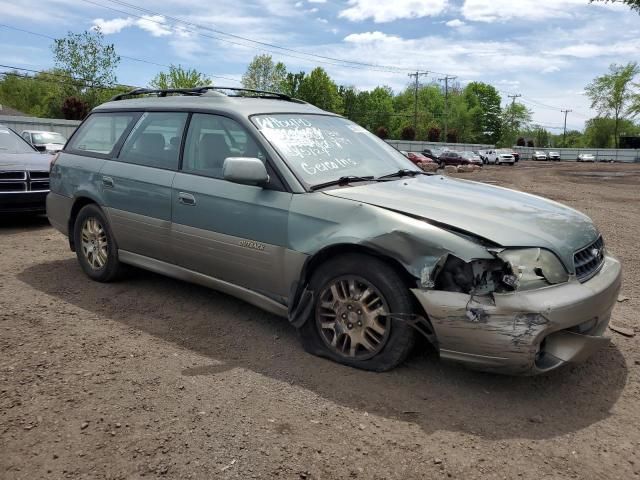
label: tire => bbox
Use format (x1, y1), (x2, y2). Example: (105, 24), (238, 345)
(73, 204), (123, 282)
(298, 253), (416, 372)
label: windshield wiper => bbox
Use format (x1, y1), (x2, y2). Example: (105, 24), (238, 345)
(309, 175), (375, 191)
(376, 169), (429, 180)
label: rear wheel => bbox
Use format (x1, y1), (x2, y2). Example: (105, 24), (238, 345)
(73, 204), (123, 282)
(298, 254), (416, 371)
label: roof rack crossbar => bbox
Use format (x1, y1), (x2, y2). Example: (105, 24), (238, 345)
(110, 86), (306, 103)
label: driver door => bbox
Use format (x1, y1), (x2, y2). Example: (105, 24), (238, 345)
(171, 113), (293, 299)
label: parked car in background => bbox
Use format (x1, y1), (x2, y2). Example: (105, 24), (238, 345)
(548, 152), (561, 161)
(401, 151), (436, 165)
(532, 151), (549, 161)
(480, 149), (515, 165)
(500, 149), (520, 162)
(47, 86), (621, 375)
(459, 151), (482, 165)
(438, 151), (471, 167)
(21, 130), (67, 154)
(421, 147), (447, 161)
(0, 125), (51, 213)
(577, 153), (596, 162)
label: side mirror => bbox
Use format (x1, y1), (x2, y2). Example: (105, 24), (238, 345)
(223, 157), (269, 186)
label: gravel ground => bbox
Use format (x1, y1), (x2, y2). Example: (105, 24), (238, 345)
(1, 161), (639, 480)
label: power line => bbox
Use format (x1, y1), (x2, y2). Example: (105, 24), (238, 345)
(101, 0), (417, 74)
(76, 0), (406, 74)
(0, 23), (241, 84)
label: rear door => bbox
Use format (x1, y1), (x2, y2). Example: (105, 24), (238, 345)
(100, 111), (188, 263)
(171, 113), (293, 298)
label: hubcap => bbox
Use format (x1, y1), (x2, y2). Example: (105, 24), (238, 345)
(80, 217), (108, 270)
(315, 276), (391, 360)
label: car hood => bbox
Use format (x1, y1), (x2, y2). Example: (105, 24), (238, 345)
(323, 175), (599, 270)
(0, 152), (51, 171)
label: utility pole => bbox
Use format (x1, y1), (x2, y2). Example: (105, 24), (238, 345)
(438, 75), (457, 142)
(507, 94), (522, 145)
(407, 71), (429, 132)
(561, 109), (572, 147)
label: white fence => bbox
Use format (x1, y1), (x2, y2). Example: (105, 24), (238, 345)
(0, 115), (81, 139)
(513, 146), (639, 163)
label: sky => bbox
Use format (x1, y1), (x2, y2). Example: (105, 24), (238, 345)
(0, 0), (638, 131)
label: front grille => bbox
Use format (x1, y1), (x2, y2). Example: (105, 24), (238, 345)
(0, 171), (27, 181)
(0, 170), (49, 192)
(29, 171), (49, 180)
(0, 182), (27, 192)
(574, 236), (605, 282)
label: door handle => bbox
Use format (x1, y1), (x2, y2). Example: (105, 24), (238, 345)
(178, 192), (196, 206)
(102, 176), (114, 188)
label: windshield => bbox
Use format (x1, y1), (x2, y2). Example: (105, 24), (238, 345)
(252, 114), (418, 186)
(31, 132), (66, 144)
(0, 127), (37, 154)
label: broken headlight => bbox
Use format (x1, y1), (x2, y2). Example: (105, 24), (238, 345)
(498, 248), (569, 291)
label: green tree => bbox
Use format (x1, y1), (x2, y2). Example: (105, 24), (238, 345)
(241, 54), (287, 92)
(150, 65), (211, 89)
(280, 71), (305, 98)
(585, 62), (639, 148)
(0, 69), (80, 118)
(463, 82), (502, 144)
(583, 117), (640, 148)
(297, 67), (341, 112)
(52, 28), (120, 108)
(590, 0), (640, 13)
(499, 102), (532, 147)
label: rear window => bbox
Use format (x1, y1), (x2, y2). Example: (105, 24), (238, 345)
(67, 113), (138, 156)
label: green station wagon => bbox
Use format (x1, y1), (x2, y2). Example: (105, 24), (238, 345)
(47, 87), (621, 374)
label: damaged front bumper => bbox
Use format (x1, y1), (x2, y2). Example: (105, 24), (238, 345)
(411, 254), (622, 375)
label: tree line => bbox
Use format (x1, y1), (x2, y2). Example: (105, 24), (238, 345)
(0, 29), (638, 148)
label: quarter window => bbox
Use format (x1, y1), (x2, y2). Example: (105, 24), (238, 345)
(67, 113), (137, 156)
(119, 112), (188, 170)
(182, 113), (266, 179)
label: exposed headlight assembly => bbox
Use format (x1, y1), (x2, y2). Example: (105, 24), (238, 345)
(498, 248), (569, 291)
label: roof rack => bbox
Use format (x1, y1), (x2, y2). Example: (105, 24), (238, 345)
(110, 86), (306, 103)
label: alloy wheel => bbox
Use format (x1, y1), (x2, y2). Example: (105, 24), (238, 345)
(80, 217), (108, 270)
(315, 275), (391, 360)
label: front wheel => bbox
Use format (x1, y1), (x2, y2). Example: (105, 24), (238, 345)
(298, 254), (416, 372)
(73, 204), (123, 282)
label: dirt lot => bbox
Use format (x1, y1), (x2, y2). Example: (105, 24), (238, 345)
(1, 161), (639, 479)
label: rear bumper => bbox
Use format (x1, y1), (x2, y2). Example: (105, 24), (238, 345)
(0, 191), (48, 213)
(46, 192), (73, 235)
(412, 254), (622, 375)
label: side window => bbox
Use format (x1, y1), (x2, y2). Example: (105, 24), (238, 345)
(67, 113), (137, 156)
(118, 112), (188, 170)
(182, 113), (267, 179)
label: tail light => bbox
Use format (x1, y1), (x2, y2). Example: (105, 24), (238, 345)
(49, 152), (60, 173)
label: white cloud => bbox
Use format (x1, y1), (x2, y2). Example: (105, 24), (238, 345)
(92, 15), (172, 37)
(343, 31), (402, 43)
(308, 7), (319, 13)
(308, 0), (326, 3)
(547, 40), (640, 58)
(462, 0), (589, 22)
(445, 19), (465, 28)
(339, 0), (449, 23)
(92, 17), (135, 35)
(317, 17), (329, 24)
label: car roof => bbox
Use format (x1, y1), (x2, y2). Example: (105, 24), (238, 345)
(22, 130), (60, 133)
(94, 93), (332, 118)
